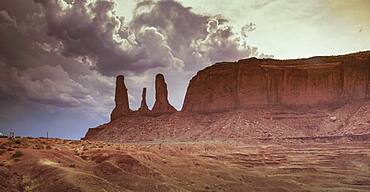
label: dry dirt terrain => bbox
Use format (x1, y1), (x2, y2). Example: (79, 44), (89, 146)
(0, 137), (369, 192)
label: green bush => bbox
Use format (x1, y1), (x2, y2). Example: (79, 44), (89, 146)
(12, 150), (23, 158)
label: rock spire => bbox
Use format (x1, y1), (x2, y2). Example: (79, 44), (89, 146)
(152, 74), (177, 113)
(111, 75), (130, 121)
(138, 88), (150, 113)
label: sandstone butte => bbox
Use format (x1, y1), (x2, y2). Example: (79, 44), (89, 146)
(83, 51), (370, 142)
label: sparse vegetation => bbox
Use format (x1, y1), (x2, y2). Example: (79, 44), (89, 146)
(22, 176), (40, 192)
(33, 144), (44, 150)
(14, 139), (22, 144)
(12, 150), (23, 158)
(0, 144), (6, 149)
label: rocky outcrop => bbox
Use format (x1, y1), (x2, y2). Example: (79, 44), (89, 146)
(83, 100), (370, 142)
(182, 51), (370, 113)
(111, 75), (130, 121)
(152, 74), (177, 113)
(84, 51), (370, 142)
(138, 88), (149, 113)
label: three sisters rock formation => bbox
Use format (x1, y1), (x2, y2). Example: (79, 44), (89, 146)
(110, 73), (177, 121)
(84, 51), (370, 142)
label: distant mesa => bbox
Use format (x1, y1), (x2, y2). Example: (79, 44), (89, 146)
(182, 51), (370, 112)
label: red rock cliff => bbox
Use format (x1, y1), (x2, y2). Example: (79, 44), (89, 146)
(182, 51), (370, 113)
(84, 51), (370, 142)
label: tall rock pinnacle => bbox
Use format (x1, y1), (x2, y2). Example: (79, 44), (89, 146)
(111, 75), (130, 121)
(152, 74), (177, 113)
(138, 87), (149, 113)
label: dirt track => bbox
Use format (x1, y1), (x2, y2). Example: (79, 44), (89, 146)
(1, 138), (370, 192)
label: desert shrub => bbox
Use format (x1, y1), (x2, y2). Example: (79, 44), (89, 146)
(7, 138), (26, 146)
(12, 150), (23, 158)
(22, 176), (40, 192)
(33, 144), (44, 150)
(0, 144), (6, 149)
(45, 145), (52, 150)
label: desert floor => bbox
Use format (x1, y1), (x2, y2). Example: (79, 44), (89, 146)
(0, 137), (369, 192)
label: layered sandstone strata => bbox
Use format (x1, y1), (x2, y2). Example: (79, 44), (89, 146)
(111, 75), (130, 121)
(152, 74), (177, 113)
(182, 52), (370, 112)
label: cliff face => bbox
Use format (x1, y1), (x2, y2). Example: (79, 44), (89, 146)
(84, 51), (370, 142)
(182, 52), (370, 113)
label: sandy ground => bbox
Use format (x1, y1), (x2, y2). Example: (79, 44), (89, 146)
(0, 137), (370, 192)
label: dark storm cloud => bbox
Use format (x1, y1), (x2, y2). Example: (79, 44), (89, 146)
(0, 4), (113, 108)
(130, 0), (271, 71)
(34, 0), (137, 74)
(0, 10), (15, 25)
(130, 0), (208, 69)
(0, 63), (93, 107)
(0, 0), (41, 21)
(33, 0), (183, 75)
(0, 0), (270, 110)
(32, 0), (270, 75)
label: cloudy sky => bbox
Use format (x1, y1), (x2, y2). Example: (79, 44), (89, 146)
(0, 0), (369, 139)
